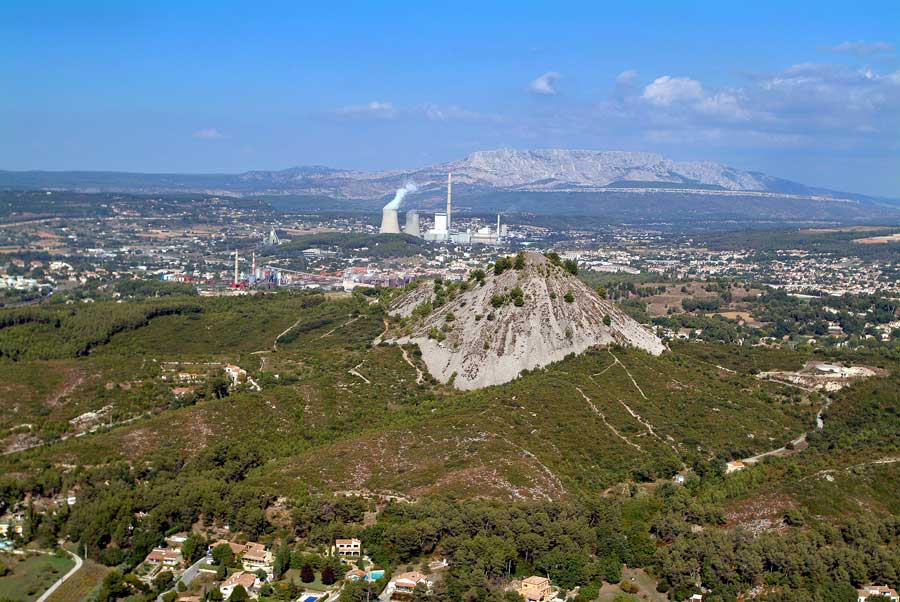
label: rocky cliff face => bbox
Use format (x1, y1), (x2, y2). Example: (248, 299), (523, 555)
(384, 252), (665, 390)
(233, 149), (786, 197)
(432, 149), (770, 191)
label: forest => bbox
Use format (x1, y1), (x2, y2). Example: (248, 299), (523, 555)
(0, 291), (897, 602)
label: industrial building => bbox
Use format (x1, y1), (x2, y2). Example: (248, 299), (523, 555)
(380, 172), (503, 246)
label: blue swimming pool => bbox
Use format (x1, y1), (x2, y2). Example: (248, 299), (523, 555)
(367, 569), (385, 581)
(302, 596), (318, 602)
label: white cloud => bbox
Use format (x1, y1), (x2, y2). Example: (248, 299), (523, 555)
(529, 71), (562, 95)
(615, 69), (638, 85)
(421, 104), (490, 122)
(824, 40), (894, 56)
(192, 128), (224, 139)
(642, 76), (704, 106)
(330, 101), (497, 124)
(333, 101), (396, 118)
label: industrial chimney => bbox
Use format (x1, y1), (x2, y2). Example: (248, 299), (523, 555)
(446, 172), (452, 230)
(380, 207), (401, 234)
(404, 211), (421, 237)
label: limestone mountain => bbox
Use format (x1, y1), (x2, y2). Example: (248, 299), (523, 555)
(383, 251), (665, 390)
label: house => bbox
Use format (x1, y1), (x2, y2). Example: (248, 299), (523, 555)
(393, 571), (429, 594)
(145, 547), (183, 568)
(0, 522), (23, 537)
(725, 461), (746, 474)
(224, 364), (247, 385)
(241, 542), (273, 572)
(220, 571), (258, 599)
(520, 576), (552, 602)
(335, 538), (361, 557)
(345, 569), (368, 582)
(858, 585), (899, 602)
(209, 540), (246, 555)
(689, 595), (703, 602)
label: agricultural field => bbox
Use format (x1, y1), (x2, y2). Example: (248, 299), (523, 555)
(0, 551), (73, 602)
(44, 559), (109, 602)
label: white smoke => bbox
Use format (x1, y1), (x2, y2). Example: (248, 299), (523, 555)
(383, 181), (418, 210)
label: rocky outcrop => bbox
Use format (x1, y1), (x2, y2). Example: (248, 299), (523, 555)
(384, 252), (665, 390)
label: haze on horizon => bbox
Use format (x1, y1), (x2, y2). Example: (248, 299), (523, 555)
(1, 0), (899, 197)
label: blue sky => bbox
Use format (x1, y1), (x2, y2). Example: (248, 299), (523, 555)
(1, 1), (899, 195)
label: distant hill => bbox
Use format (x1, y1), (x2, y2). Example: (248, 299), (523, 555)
(2, 149), (899, 224)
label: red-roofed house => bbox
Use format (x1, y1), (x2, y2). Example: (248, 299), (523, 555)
(220, 571), (258, 599)
(858, 585), (899, 602)
(145, 547), (183, 568)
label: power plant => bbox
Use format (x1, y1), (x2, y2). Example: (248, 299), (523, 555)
(378, 173), (502, 245)
(380, 182), (417, 234)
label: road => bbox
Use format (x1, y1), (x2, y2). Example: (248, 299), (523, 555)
(740, 396), (833, 467)
(36, 548), (83, 602)
(156, 557), (208, 602)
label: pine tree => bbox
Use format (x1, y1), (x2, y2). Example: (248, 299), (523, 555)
(322, 565), (336, 585)
(274, 540), (290, 580)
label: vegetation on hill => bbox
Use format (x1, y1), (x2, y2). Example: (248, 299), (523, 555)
(0, 291), (897, 601)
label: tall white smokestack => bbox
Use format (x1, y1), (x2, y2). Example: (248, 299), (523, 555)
(446, 173), (452, 230)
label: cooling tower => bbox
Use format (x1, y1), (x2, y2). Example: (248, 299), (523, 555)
(380, 207), (401, 234)
(404, 211), (421, 237)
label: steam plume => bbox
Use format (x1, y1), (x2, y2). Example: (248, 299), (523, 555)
(384, 181), (418, 210)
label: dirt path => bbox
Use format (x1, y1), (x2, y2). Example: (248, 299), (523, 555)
(496, 434), (567, 499)
(615, 396), (686, 467)
(740, 396), (832, 466)
(45, 368), (83, 407)
(805, 456), (900, 481)
(400, 346), (425, 384)
(320, 315), (362, 339)
(272, 316), (307, 351)
(607, 350), (648, 399)
(590, 358), (619, 380)
(348, 361), (371, 384)
(575, 386), (643, 452)
(2, 412), (148, 456)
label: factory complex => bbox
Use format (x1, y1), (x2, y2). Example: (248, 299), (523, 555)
(380, 173), (504, 246)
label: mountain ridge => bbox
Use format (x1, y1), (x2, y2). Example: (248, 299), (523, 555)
(0, 148), (888, 202)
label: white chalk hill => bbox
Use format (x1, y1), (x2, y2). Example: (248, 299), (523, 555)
(385, 252), (665, 390)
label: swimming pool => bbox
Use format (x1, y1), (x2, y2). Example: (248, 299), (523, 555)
(367, 569), (385, 581)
